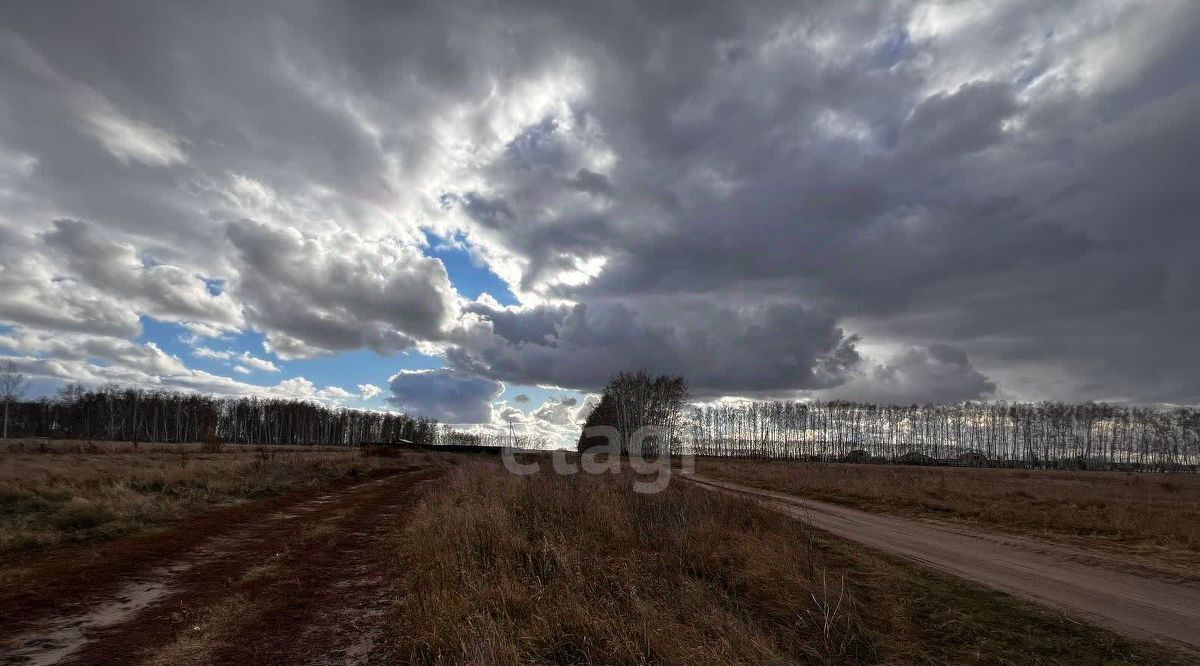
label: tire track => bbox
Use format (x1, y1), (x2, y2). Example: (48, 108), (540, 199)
(1, 466), (438, 665)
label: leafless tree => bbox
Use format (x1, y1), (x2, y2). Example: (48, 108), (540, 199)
(1, 382), (438, 446)
(1, 361), (28, 439)
(683, 399), (1198, 471)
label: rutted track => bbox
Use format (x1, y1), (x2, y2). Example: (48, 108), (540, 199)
(686, 474), (1200, 655)
(0, 465), (440, 665)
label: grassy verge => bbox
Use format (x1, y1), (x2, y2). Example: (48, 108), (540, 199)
(383, 461), (1183, 664)
(0, 440), (384, 558)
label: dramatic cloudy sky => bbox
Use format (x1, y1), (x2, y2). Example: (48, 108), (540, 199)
(2, 1), (1198, 446)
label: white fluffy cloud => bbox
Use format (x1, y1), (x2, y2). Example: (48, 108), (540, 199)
(236, 351), (279, 373)
(0, 228), (143, 338)
(193, 346), (233, 361)
(0, 327), (348, 401)
(43, 219), (242, 326)
(529, 396), (582, 427)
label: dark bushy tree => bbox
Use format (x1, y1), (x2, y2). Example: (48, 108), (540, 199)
(578, 371), (689, 455)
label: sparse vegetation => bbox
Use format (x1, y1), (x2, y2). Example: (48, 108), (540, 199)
(0, 439), (383, 557)
(381, 460), (1181, 664)
(697, 458), (1200, 574)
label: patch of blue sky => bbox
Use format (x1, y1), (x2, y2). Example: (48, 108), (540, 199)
(286, 349), (445, 406)
(423, 230), (518, 306)
(497, 382), (589, 414)
(870, 28), (911, 70)
(136, 318), (442, 406)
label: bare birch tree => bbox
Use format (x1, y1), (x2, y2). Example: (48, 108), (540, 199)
(1, 361), (28, 439)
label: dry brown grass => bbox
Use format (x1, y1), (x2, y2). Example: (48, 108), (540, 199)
(382, 461), (1179, 664)
(0, 439), (381, 558)
(142, 593), (254, 666)
(388, 461), (869, 664)
(697, 458), (1200, 570)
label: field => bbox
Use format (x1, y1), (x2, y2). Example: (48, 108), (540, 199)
(0, 439), (389, 558)
(382, 460), (1182, 664)
(0, 445), (1193, 664)
(694, 458), (1200, 578)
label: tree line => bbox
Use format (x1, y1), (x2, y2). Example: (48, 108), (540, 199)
(687, 400), (1200, 470)
(2, 382), (438, 447)
(441, 429), (549, 450)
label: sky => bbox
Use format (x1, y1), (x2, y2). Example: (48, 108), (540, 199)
(2, 1), (1199, 448)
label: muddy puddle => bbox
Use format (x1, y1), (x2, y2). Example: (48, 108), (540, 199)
(1, 564), (188, 666)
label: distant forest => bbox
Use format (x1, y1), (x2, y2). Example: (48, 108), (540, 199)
(580, 373), (1199, 471)
(2, 384), (438, 447)
(687, 401), (1199, 470)
(5, 377), (1199, 471)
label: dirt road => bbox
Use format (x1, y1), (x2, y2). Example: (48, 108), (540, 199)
(687, 474), (1200, 654)
(0, 464), (440, 665)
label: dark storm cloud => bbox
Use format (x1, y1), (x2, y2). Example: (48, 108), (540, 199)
(827, 344), (997, 405)
(435, 1), (1200, 404)
(3, 0), (1200, 412)
(464, 301), (570, 346)
(897, 80), (1018, 160)
(452, 298), (859, 397)
(386, 369), (503, 424)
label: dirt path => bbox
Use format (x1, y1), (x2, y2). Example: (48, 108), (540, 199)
(687, 474), (1200, 655)
(0, 464), (440, 665)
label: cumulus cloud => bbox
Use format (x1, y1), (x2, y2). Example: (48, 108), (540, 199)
(237, 351), (279, 373)
(190, 346), (278, 373)
(193, 347), (233, 361)
(529, 396), (581, 426)
(468, 393), (600, 448)
(3, 0), (1200, 409)
(316, 385), (353, 400)
(224, 219), (470, 358)
(0, 327), (337, 402)
(42, 219), (242, 326)
(358, 383), (382, 400)
(497, 404), (526, 424)
(826, 344), (997, 405)
(0, 328), (189, 377)
(182, 321), (234, 339)
(386, 369), (503, 424)
(0, 227), (142, 338)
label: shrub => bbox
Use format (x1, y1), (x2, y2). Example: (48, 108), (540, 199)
(51, 498), (113, 531)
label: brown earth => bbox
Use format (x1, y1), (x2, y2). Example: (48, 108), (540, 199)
(0, 463), (442, 665)
(687, 473), (1200, 656)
